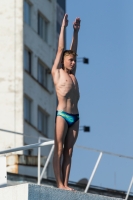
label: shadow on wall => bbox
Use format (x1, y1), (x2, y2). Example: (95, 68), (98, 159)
(76, 178), (88, 186)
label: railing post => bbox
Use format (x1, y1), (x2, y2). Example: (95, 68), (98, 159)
(38, 138), (41, 185)
(125, 176), (133, 200)
(84, 152), (103, 193)
(40, 144), (55, 183)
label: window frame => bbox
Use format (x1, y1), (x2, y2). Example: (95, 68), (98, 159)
(24, 46), (32, 74)
(37, 59), (49, 89)
(38, 107), (49, 136)
(24, 95), (32, 124)
(24, 0), (32, 26)
(38, 11), (49, 43)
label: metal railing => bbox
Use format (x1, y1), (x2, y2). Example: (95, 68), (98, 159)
(75, 145), (133, 197)
(0, 128), (133, 199)
(37, 137), (54, 185)
(125, 177), (133, 200)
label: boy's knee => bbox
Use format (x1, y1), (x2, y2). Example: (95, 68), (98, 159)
(63, 147), (73, 158)
(54, 146), (63, 157)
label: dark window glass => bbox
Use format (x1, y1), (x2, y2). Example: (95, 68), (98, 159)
(24, 1), (31, 25)
(57, 0), (66, 10)
(38, 62), (47, 88)
(38, 108), (48, 135)
(24, 96), (32, 123)
(38, 13), (48, 42)
(24, 48), (32, 74)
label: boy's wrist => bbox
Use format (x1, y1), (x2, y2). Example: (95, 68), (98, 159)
(74, 29), (79, 34)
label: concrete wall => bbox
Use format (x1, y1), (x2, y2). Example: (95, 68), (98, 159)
(0, 0), (23, 150)
(0, 0), (57, 179)
(6, 154), (47, 178)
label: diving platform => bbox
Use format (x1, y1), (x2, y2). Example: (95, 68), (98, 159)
(0, 183), (123, 200)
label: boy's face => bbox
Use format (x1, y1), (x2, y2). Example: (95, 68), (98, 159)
(63, 54), (76, 71)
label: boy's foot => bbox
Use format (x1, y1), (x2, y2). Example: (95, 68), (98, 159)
(58, 185), (68, 190)
(58, 185), (75, 191)
(65, 186), (75, 191)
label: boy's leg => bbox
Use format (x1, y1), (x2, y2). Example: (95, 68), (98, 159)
(53, 116), (68, 189)
(62, 120), (79, 190)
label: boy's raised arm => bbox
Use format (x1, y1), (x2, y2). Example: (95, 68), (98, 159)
(51, 14), (68, 76)
(70, 18), (81, 75)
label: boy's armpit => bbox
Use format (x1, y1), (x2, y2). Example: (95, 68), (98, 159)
(52, 69), (60, 84)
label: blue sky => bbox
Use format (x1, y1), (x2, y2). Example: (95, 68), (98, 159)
(66, 0), (133, 191)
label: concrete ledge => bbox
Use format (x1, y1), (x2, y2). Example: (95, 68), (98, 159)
(0, 183), (28, 200)
(0, 183), (123, 200)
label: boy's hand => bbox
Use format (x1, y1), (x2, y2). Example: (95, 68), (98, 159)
(73, 18), (81, 32)
(62, 14), (68, 27)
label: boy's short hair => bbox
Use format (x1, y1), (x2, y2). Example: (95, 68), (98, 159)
(61, 50), (77, 73)
(62, 50), (77, 59)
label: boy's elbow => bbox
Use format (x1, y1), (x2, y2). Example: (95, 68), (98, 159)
(51, 68), (55, 76)
(58, 46), (64, 52)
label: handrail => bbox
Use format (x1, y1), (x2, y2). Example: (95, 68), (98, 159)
(75, 144), (133, 160)
(0, 141), (54, 155)
(38, 144), (54, 184)
(125, 177), (133, 200)
(84, 152), (103, 193)
(38, 137), (54, 184)
(1, 128), (133, 160)
(1, 128), (133, 198)
(0, 128), (24, 135)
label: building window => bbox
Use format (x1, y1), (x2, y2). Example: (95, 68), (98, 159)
(38, 61), (48, 89)
(24, 96), (32, 123)
(38, 12), (48, 42)
(24, 0), (31, 26)
(38, 107), (48, 135)
(24, 48), (32, 74)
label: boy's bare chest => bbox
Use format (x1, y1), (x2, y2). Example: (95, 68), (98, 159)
(56, 72), (79, 97)
(59, 73), (77, 89)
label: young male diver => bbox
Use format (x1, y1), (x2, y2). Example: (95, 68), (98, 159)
(52, 13), (81, 190)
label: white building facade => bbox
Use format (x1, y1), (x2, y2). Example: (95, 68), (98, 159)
(0, 0), (65, 179)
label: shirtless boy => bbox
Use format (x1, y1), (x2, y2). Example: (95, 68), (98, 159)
(52, 14), (80, 190)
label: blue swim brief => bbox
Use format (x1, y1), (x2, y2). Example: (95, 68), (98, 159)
(56, 110), (79, 127)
